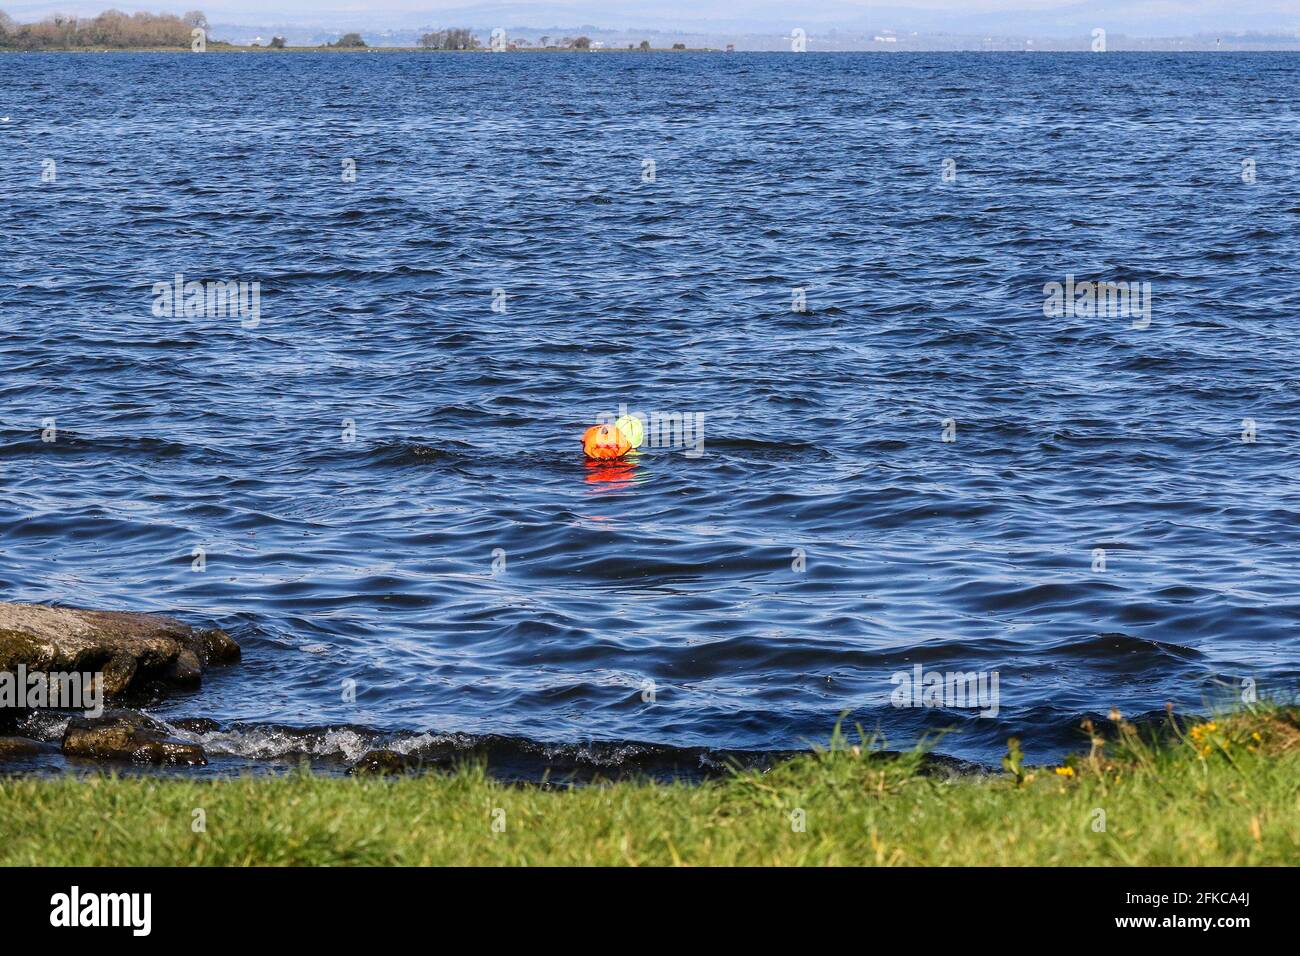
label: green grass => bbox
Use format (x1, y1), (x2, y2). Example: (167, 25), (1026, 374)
(2, 707), (1296, 865)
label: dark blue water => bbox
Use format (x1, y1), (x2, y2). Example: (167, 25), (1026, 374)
(2, 51), (1298, 771)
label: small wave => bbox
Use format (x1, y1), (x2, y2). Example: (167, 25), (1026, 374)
(0, 431), (229, 462)
(155, 719), (981, 782)
(1047, 633), (1202, 665)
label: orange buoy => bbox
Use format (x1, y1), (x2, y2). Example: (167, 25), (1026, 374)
(583, 423), (632, 460)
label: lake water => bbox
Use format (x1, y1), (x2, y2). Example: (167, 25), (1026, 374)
(2, 51), (1298, 773)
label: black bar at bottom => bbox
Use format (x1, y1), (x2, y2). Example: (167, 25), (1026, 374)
(4, 866), (1280, 940)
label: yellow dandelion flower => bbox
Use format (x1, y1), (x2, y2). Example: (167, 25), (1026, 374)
(1189, 721), (1218, 742)
(1054, 766), (1075, 777)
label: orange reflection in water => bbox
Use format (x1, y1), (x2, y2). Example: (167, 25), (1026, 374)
(583, 455), (642, 488)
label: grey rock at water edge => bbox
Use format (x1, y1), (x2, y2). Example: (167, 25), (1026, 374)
(61, 710), (208, 766)
(0, 736), (47, 760)
(0, 602), (239, 698)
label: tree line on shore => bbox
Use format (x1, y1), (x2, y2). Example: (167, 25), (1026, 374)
(419, 34), (686, 51)
(0, 10), (682, 51)
(416, 33), (597, 51)
(0, 9), (209, 49)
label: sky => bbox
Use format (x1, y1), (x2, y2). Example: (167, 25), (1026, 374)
(2, 0), (1298, 35)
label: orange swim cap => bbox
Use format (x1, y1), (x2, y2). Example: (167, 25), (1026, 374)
(583, 423), (632, 460)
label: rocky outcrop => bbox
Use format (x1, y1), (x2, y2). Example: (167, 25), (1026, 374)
(0, 736), (47, 760)
(0, 602), (239, 699)
(348, 749), (439, 775)
(61, 711), (207, 766)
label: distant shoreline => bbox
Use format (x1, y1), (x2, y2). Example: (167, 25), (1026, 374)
(0, 45), (718, 53)
(5, 46), (1300, 54)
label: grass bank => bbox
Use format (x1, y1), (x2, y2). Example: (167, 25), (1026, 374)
(1, 706), (1296, 866)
